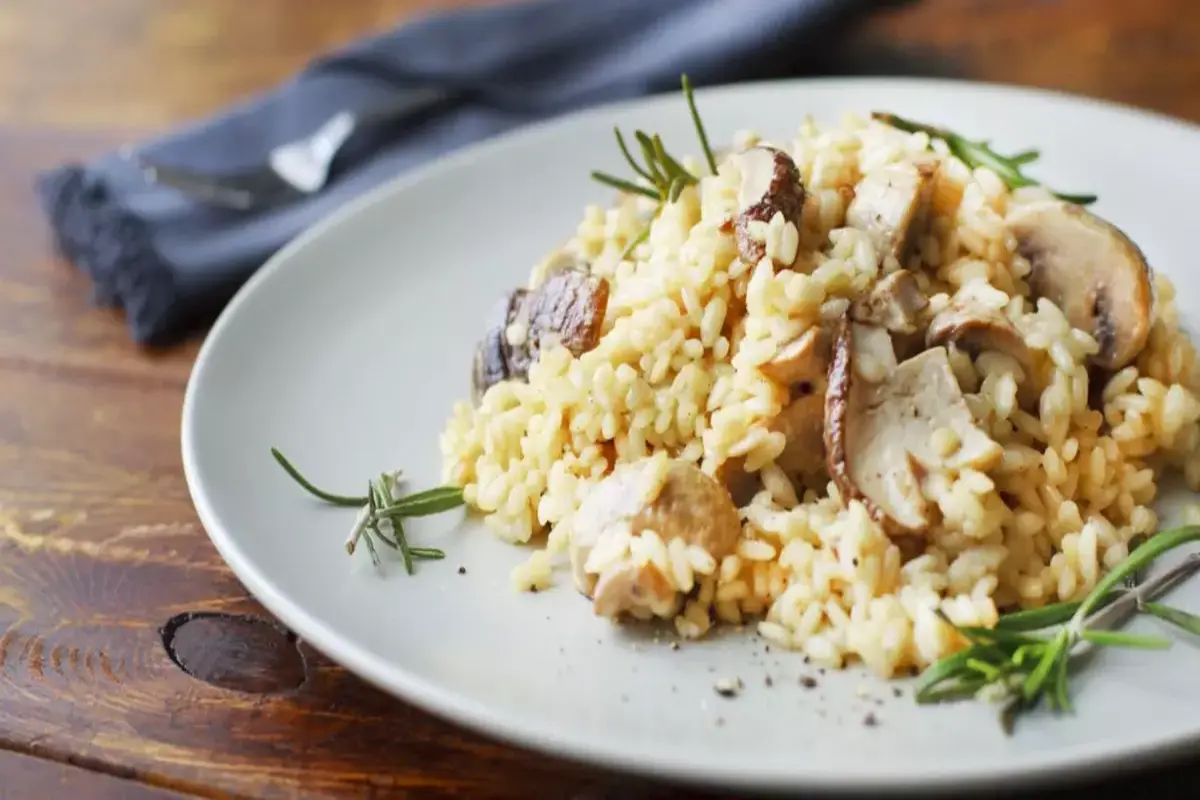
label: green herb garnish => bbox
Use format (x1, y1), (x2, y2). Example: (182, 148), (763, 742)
(870, 112), (1097, 206)
(272, 447), (463, 573)
(916, 526), (1200, 734)
(271, 447), (367, 506)
(591, 74), (719, 260)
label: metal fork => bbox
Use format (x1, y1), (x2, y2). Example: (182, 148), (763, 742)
(133, 86), (454, 211)
(1125, 533), (1149, 589)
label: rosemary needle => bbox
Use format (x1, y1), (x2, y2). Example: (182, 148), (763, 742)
(681, 73), (718, 175)
(1141, 601), (1200, 635)
(270, 447), (368, 507)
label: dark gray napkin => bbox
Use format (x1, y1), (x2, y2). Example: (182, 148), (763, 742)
(38, 0), (881, 347)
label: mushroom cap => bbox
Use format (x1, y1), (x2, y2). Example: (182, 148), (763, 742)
(1007, 200), (1153, 371)
(731, 146), (806, 265)
(568, 457), (742, 597)
(825, 315), (1003, 536)
(525, 267), (610, 358)
(471, 268), (609, 404)
(471, 288), (529, 403)
(926, 297), (1040, 406)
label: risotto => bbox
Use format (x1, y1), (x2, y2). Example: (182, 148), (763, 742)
(439, 110), (1200, 678)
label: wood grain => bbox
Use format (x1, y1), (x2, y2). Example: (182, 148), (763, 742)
(1, 0), (1199, 797)
(0, 748), (189, 799)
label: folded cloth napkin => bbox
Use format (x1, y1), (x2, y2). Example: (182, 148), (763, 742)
(38, 0), (884, 347)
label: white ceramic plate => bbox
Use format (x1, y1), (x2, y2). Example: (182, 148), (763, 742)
(182, 78), (1200, 794)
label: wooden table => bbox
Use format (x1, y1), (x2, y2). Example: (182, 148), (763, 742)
(1, 0), (1198, 796)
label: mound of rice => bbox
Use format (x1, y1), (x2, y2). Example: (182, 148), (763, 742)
(439, 114), (1200, 677)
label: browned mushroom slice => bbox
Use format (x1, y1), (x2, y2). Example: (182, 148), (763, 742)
(759, 326), (831, 387)
(569, 458), (742, 606)
(849, 270), (929, 335)
(825, 315), (1003, 536)
(926, 298), (1040, 405)
(525, 267), (610, 361)
(757, 326), (833, 479)
(731, 146), (806, 265)
(471, 288), (530, 403)
(1007, 200), (1153, 370)
(845, 161), (938, 264)
(714, 457), (761, 508)
(772, 390), (827, 478)
(472, 268), (610, 404)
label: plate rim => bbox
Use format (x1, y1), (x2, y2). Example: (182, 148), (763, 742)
(181, 76), (1200, 793)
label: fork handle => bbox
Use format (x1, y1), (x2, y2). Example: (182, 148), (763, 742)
(353, 85), (457, 128)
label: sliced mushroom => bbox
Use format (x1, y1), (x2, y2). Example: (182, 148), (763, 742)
(470, 268), (610, 403)
(845, 160), (938, 265)
(731, 146), (806, 265)
(772, 390), (827, 478)
(849, 270), (929, 335)
(569, 457), (741, 614)
(926, 298), (1040, 406)
(757, 326), (833, 479)
(759, 326), (831, 387)
(1007, 200), (1153, 370)
(471, 288), (530, 403)
(525, 267), (610, 359)
(825, 315), (1003, 535)
(714, 457), (761, 508)
(592, 562), (678, 620)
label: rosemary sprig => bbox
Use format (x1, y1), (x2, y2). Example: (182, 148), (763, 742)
(682, 74), (718, 176)
(870, 112), (1098, 206)
(272, 447), (463, 573)
(916, 526), (1200, 733)
(591, 74), (719, 260)
(1141, 600), (1200, 635)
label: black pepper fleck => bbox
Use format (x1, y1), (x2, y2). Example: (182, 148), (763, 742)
(864, 713), (879, 727)
(852, 558), (859, 567)
(893, 687), (903, 698)
(671, 642), (681, 651)
(803, 656), (811, 665)
(764, 645), (771, 653)
(530, 587), (539, 594)
(457, 566), (467, 575)
(818, 668), (826, 675)
(800, 676), (818, 689)
(764, 675), (774, 687)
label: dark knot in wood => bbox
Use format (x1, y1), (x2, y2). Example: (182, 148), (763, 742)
(160, 612), (306, 694)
